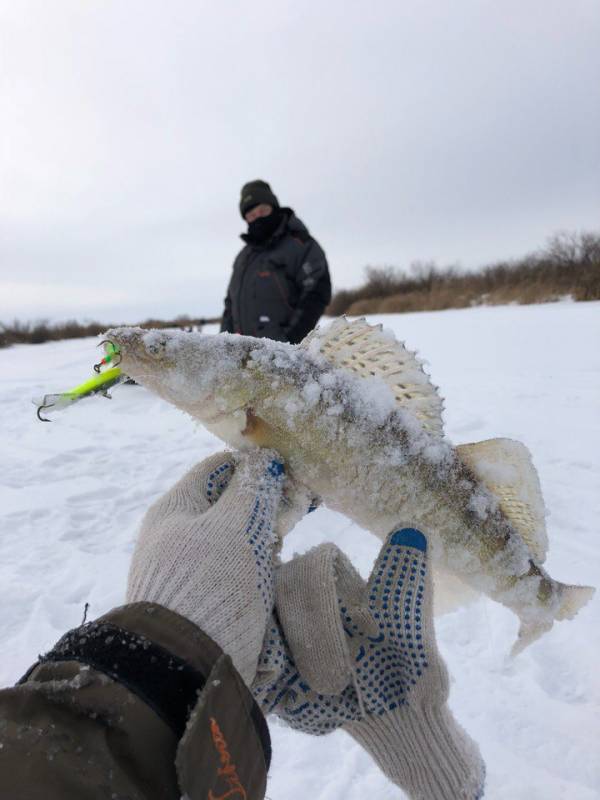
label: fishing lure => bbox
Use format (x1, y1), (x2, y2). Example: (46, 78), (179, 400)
(34, 342), (126, 422)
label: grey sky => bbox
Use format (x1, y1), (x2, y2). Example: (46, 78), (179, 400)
(1, 0), (599, 323)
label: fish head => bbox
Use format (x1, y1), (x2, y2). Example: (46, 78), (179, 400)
(104, 327), (275, 445)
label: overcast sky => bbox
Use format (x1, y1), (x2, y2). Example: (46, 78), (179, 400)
(1, 0), (599, 324)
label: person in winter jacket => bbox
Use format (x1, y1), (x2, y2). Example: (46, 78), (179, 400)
(0, 449), (287, 800)
(220, 180), (332, 343)
(0, 449), (485, 800)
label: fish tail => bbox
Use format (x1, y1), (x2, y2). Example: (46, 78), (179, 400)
(511, 620), (553, 657)
(511, 581), (595, 657)
(555, 582), (595, 621)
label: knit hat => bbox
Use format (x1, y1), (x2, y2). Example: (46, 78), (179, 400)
(239, 180), (279, 218)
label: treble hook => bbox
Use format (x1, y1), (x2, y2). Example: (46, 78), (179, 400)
(94, 340), (122, 373)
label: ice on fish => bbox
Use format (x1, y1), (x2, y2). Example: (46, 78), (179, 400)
(105, 318), (595, 654)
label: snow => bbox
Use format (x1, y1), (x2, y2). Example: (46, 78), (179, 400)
(1, 301), (599, 798)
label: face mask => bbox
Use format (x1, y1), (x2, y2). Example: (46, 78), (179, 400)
(247, 210), (282, 243)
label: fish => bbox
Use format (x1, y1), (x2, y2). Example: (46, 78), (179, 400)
(105, 318), (594, 654)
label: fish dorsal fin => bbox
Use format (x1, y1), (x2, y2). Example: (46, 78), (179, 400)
(300, 317), (444, 436)
(456, 438), (548, 562)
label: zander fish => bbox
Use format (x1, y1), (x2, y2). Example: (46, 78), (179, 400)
(105, 318), (594, 654)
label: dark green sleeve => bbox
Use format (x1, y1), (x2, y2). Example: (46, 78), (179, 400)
(0, 603), (270, 800)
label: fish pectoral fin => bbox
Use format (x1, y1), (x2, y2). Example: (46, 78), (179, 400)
(457, 438), (548, 562)
(242, 408), (275, 446)
(300, 317), (445, 436)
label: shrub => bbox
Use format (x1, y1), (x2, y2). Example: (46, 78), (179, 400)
(327, 230), (600, 316)
(0, 316), (222, 349)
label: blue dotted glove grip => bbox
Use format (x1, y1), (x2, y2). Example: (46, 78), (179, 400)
(254, 527), (431, 734)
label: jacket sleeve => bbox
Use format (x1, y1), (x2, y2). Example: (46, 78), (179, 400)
(286, 238), (332, 344)
(0, 602), (270, 800)
(220, 287), (234, 333)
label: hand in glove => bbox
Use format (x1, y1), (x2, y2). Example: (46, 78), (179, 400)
(253, 528), (486, 800)
(126, 448), (286, 686)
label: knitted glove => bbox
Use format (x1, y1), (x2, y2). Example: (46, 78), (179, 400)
(252, 528), (485, 800)
(127, 448), (285, 686)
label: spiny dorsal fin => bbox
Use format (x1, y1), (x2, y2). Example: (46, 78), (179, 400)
(457, 438), (548, 562)
(301, 317), (444, 436)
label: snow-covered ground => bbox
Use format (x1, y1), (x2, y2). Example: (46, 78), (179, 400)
(1, 302), (599, 799)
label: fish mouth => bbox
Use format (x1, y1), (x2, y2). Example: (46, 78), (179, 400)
(104, 328), (175, 371)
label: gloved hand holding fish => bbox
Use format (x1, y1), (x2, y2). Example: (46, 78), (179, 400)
(37, 317), (595, 655)
(254, 526), (486, 800)
(96, 317), (593, 656)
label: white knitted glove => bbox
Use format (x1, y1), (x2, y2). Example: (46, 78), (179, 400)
(126, 448), (286, 686)
(253, 528), (486, 800)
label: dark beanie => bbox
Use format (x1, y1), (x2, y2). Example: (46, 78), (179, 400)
(239, 180), (279, 218)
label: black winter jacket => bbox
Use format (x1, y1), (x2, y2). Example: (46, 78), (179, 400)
(221, 209), (331, 344)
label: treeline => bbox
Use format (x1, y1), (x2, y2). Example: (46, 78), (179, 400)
(0, 316), (221, 349)
(327, 231), (600, 316)
(2, 231), (598, 348)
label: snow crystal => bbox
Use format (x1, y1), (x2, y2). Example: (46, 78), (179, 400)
(345, 375), (396, 426)
(468, 488), (498, 520)
(301, 381), (322, 407)
(284, 400), (301, 418)
(471, 458), (518, 486)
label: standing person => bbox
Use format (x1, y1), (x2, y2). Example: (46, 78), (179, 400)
(221, 180), (332, 343)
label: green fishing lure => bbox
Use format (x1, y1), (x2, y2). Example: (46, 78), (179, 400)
(35, 342), (126, 421)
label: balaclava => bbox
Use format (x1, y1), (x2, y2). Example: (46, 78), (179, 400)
(240, 180), (283, 244)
